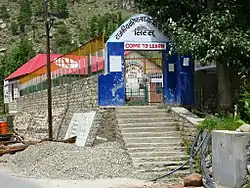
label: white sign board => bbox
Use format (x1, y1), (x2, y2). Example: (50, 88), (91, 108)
(183, 57), (190, 66)
(124, 42), (166, 50)
(64, 111), (96, 147)
(110, 55), (122, 72)
(3, 80), (10, 104)
(151, 78), (163, 83)
(107, 14), (170, 43)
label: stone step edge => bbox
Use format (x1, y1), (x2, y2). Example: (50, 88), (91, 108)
(128, 146), (186, 151)
(118, 122), (178, 126)
(129, 151), (187, 155)
(124, 136), (181, 140)
(133, 160), (188, 166)
(122, 131), (179, 135)
(120, 126), (177, 130)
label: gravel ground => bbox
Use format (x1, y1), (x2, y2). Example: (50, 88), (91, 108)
(1, 141), (135, 180)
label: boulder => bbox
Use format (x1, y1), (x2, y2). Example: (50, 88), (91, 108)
(0, 22), (6, 29)
(184, 173), (203, 187)
(236, 123), (250, 132)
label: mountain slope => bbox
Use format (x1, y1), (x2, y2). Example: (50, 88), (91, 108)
(0, 0), (135, 55)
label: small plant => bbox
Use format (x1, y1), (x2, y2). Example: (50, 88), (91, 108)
(0, 5), (10, 20)
(10, 21), (18, 35)
(239, 88), (250, 123)
(197, 116), (243, 132)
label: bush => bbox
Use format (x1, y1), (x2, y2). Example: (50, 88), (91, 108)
(10, 21), (18, 35)
(239, 88), (250, 123)
(0, 5), (10, 20)
(197, 116), (243, 132)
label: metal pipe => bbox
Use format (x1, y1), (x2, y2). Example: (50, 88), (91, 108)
(149, 132), (209, 182)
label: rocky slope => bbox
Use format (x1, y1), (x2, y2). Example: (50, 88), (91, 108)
(0, 0), (135, 55)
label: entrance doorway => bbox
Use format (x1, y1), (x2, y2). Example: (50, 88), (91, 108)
(124, 51), (163, 105)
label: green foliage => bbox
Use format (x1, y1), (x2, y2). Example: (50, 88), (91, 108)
(0, 5), (10, 20)
(10, 21), (18, 35)
(239, 88), (250, 123)
(0, 38), (35, 78)
(135, 0), (250, 111)
(54, 22), (76, 53)
(56, 0), (69, 18)
(18, 0), (32, 32)
(79, 12), (127, 43)
(197, 116), (243, 132)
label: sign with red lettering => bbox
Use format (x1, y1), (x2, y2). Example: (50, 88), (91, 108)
(124, 42), (166, 50)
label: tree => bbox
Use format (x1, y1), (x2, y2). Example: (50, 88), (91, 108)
(0, 38), (35, 78)
(79, 12), (126, 43)
(0, 5), (10, 20)
(54, 22), (76, 53)
(56, 0), (69, 18)
(135, 0), (250, 113)
(10, 21), (18, 35)
(18, 0), (32, 32)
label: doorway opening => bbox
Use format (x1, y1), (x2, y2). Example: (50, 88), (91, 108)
(124, 50), (163, 105)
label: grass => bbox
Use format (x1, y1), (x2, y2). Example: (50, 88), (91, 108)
(197, 116), (244, 132)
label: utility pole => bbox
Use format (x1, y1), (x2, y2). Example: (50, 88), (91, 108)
(44, 0), (53, 140)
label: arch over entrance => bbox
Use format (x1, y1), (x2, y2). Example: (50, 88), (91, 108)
(98, 14), (194, 106)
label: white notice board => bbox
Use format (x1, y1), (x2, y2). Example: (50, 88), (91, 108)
(64, 111), (96, 147)
(110, 55), (122, 72)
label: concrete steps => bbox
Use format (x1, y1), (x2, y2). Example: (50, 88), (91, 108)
(122, 131), (180, 138)
(126, 142), (183, 148)
(120, 126), (177, 133)
(116, 106), (189, 180)
(123, 137), (182, 144)
(130, 151), (187, 157)
(128, 146), (186, 153)
(118, 121), (178, 128)
(133, 160), (187, 169)
(118, 116), (173, 123)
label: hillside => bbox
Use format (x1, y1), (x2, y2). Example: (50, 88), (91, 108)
(0, 0), (136, 55)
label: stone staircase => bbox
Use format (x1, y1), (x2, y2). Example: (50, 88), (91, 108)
(116, 106), (190, 182)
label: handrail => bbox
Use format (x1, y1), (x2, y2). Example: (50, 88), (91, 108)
(148, 131), (208, 182)
(148, 129), (216, 188)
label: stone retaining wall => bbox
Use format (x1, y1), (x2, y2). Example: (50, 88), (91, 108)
(170, 107), (204, 143)
(13, 75), (99, 141)
(16, 75), (98, 112)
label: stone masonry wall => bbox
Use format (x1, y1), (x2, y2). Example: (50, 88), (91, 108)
(13, 75), (99, 141)
(170, 107), (204, 144)
(16, 75), (98, 112)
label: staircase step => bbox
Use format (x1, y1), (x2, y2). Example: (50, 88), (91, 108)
(124, 136), (182, 144)
(132, 155), (188, 163)
(122, 131), (180, 138)
(133, 160), (188, 169)
(118, 121), (178, 128)
(134, 170), (190, 180)
(116, 112), (169, 118)
(120, 126), (177, 133)
(117, 106), (159, 109)
(117, 109), (169, 113)
(135, 166), (190, 173)
(126, 142), (184, 148)
(118, 116), (173, 123)
(128, 146), (186, 153)
(130, 151), (187, 157)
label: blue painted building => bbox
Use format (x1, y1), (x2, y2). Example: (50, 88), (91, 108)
(98, 14), (195, 107)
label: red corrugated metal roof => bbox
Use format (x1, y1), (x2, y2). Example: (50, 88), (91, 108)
(6, 51), (132, 81)
(6, 54), (62, 80)
(5, 54), (105, 80)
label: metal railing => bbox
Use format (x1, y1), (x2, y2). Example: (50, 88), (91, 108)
(148, 129), (216, 188)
